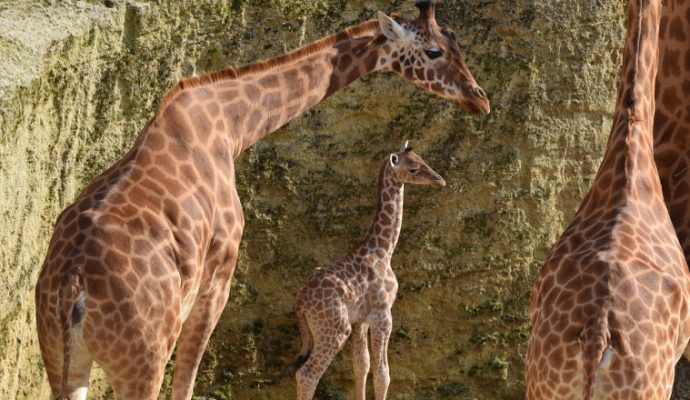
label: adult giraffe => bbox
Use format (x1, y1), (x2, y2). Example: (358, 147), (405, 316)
(526, 0), (690, 398)
(655, 0), (690, 262)
(34, 1), (489, 399)
(649, 1), (690, 396)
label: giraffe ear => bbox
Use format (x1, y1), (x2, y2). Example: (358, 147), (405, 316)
(377, 12), (407, 42)
(390, 153), (399, 167)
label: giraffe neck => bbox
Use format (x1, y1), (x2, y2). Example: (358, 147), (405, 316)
(575, 0), (662, 219)
(361, 160), (404, 259)
(655, 0), (690, 146)
(159, 20), (391, 158)
(623, 0), (660, 197)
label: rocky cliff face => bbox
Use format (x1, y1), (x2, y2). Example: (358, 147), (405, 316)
(0, 1), (626, 399)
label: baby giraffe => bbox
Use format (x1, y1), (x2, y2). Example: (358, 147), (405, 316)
(294, 142), (445, 400)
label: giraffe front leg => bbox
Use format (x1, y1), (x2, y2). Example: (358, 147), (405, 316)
(351, 322), (370, 400)
(370, 314), (392, 400)
(170, 292), (228, 400)
(170, 247), (239, 400)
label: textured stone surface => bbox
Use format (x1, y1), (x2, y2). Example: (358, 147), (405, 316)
(0, 0), (632, 399)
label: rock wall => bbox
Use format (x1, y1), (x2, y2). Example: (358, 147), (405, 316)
(0, 1), (626, 399)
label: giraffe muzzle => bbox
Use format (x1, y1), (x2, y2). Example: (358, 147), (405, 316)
(432, 174), (446, 186)
(458, 84), (490, 115)
(474, 86), (487, 99)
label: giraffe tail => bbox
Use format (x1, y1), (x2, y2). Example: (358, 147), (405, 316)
(56, 266), (86, 400)
(580, 306), (613, 400)
(294, 304), (313, 368)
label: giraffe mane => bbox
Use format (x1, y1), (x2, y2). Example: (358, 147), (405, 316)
(159, 19), (382, 109)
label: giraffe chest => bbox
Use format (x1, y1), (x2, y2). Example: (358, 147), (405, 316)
(347, 266), (397, 323)
(178, 236), (238, 323)
(366, 269), (398, 307)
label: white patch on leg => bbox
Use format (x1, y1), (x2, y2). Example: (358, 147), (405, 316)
(180, 300), (193, 323)
(599, 345), (614, 367)
(69, 387), (88, 400)
(347, 307), (360, 325)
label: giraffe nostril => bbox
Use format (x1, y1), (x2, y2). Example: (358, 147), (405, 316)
(474, 86), (487, 99)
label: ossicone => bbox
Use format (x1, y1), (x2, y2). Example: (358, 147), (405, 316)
(415, 0), (436, 20)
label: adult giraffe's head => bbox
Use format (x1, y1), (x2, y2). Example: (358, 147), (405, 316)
(377, 1), (490, 114)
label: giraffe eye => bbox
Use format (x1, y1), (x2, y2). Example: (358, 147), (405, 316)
(425, 49), (443, 59)
(408, 168), (419, 174)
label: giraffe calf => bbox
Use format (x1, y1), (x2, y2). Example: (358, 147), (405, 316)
(294, 142), (445, 400)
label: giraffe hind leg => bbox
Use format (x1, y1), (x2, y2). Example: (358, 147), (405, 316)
(296, 310), (352, 400)
(105, 345), (170, 400)
(295, 305), (313, 368)
(55, 324), (94, 400)
(296, 331), (352, 400)
(89, 301), (175, 400)
(37, 293), (93, 400)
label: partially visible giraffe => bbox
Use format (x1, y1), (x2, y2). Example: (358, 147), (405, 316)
(654, 0), (690, 262)
(294, 143), (445, 400)
(526, 0), (690, 398)
(34, 2), (489, 399)
(650, 0), (690, 396)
